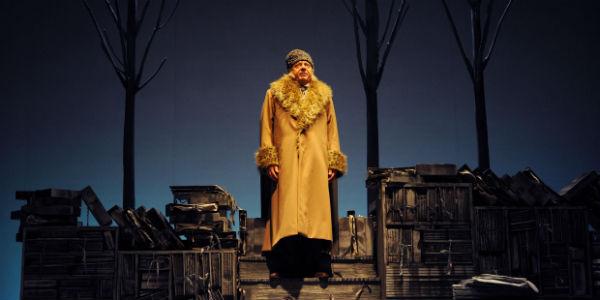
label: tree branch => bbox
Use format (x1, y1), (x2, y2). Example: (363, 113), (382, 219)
(100, 39), (126, 86)
(377, 1), (408, 85)
(378, 0), (396, 48)
(111, 0), (128, 68)
(137, 0), (151, 28)
(351, 0), (366, 83)
(441, 0), (474, 81)
(480, 0), (494, 53)
(483, 0), (513, 68)
(104, 0), (124, 32)
(136, 0), (167, 84)
(341, 0), (353, 16)
(102, 28), (124, 67)
(82, 0), (126, 85)
(139, 58), (167, 90)
(158, 0), (180, 29)
(344, 0), (367, 34)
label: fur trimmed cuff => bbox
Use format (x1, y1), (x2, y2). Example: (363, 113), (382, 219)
(255, 146), (279, 168)
(328, 150), (347, 175)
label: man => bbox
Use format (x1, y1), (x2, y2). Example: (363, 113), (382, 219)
(255, 49), (347, 279)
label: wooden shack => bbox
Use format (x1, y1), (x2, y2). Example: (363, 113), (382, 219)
(367, 165), (476, 299)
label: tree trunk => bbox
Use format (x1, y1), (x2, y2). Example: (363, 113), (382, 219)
(366, 87), (379, 168)
(473, 71), (490, 170)
(471, 3), (491, 170)
(123, 87), (135, 209)
(365, 0), (380, 168)
(123, 0), (138, 209)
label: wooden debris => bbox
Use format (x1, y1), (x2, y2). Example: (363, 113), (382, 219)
(80, 186), (113, 226)
(453, 274), (538, 299)
(473, 207), (592, 298)
(12, 188), (82, 242)
(168, 185), (238, 249)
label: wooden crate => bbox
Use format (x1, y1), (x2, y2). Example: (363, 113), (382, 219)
(370, 173), (475, 299)
(117, 249), (237, 300)
(21, 226), (117, 300)
(473, 207), (593, 298)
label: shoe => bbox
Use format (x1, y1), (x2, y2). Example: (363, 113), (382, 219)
(314, 272), (329, 279)
(269, 272), (280, 280)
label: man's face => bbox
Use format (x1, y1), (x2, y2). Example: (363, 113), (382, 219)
(290, 60), (313, 85)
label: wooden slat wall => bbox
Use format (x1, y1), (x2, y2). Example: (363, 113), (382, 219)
(117, 249), (237, 300)
(473, 207), (592, 298)
(21, 227), (117, 300)
(379, 182), (475, 299)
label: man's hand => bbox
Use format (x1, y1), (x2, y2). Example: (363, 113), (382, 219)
(328, 169), (337, 181)
(268, 165), (279, 181)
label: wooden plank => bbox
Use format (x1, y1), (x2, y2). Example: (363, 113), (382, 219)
(80, 186), (112, 226)
(241, 280), (380, 300)
(240, 258), (377, 281)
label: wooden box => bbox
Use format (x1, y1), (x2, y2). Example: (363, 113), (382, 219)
(117, 249), (237, 300)
(21, 226), (117, 300)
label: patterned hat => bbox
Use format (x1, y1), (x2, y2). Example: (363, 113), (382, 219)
(285, 49), (314, 70)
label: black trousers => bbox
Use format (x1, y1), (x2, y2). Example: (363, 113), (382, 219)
(264, 234), (332, 277)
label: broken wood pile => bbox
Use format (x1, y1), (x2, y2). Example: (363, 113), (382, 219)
(11, 188), (82, 242)
(473, 207), (591, 298)
(461, 166), (598, 298)
(107, 205), (184, 250)
(458, 166), (565, 207)
(559, 170), (600, 229)
(167, 185), (238, 249)
(11, 186), (114, 242)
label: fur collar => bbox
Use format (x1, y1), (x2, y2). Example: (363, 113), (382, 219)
(270, 73), (332, 130)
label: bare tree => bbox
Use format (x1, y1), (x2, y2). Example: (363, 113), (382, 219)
(83, 0), (179, 208)
(341, 0), (409, 169)
(441, 0), (513, 170)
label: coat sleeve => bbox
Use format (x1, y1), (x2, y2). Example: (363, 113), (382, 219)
(326, 97), (347, 175)
(255, 89), (279, 168)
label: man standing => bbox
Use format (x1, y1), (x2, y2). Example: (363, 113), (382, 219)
(255, 49), (347, 279)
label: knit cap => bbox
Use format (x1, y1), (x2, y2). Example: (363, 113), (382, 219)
(285, 49), (314, 70)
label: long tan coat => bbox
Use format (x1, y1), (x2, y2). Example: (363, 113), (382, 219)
(255, 73), (347, 251)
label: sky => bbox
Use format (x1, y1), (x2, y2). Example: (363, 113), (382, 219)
(1, 0), (599, 298)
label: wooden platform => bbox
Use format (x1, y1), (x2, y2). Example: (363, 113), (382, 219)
(239, 256), (380, 299)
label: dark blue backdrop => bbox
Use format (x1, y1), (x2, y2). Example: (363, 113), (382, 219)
(1, 1), (599, 298)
